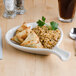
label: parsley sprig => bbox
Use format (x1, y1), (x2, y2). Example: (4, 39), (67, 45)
(50, 21), (58, 30)
(37, 16), (46, 27)
(37, 16), (58, 30)
(37, 20), (45, 27)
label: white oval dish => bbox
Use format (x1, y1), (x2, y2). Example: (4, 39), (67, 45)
(5, 22), (71, 61)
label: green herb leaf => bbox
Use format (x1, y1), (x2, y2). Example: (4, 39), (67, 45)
(37, 17), (58, 30)
(42, 16), (46, 22)
(50, 21), (58, 30)
(37, 16), (46, 27)
(37, 20), (45, 27)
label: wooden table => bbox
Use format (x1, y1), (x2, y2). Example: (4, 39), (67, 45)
(0, 0), (76, 76)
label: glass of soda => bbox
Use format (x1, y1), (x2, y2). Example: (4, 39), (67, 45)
(58, 0), (76, 22)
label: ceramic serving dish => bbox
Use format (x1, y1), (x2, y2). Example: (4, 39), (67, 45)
(5, 22), (71, 61)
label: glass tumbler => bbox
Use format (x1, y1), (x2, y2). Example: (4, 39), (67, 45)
(3, 0), (16, 18)
(58, 0), (76, 22)
(15, 0), (25, 14)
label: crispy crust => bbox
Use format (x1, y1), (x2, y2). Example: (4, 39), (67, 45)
(16, 29), (31, 43)
(21, 31), (43, 48)
(16, 22), (31, 34)
(11, 22), (31, 43)
(11, 36), (21, 44)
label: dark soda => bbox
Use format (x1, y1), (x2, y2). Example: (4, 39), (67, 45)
(58, 0), (76, 19)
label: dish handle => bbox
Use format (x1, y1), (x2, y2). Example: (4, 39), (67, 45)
(51, 47), (71, 61)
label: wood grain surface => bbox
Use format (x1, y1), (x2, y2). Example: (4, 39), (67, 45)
(0, 0), (76, 76)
